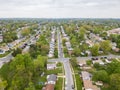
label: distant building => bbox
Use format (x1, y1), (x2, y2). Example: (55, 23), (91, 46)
(0, 31), (3, 42)
(107, 28), (120, 35)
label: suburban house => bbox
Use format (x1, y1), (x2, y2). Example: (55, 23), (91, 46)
(112, 43), (120, 52)
(81, 71), (91, 80)
(42, 84), (54, 90)
(0, 45), (9, 54)
(65, 41), (73, 55)
(47, 74), (57, 84)
(85, 39), (94, 47)
(42, 74), (57, 90)
(48, 29), (55, 58)
(0, 31), (3, 42)
(81, 71), (100, 90)
(107, 28), (120, 36)
(78, 59), (87, 67)
(89, 33), (103, 42)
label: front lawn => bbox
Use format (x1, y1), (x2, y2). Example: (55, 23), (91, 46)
(55, 77), (63, 90)
(46, 68), (62, 75)
(75, 74), (82, 90)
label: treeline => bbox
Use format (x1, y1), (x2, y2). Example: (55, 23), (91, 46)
(92, 60), (120, 90)
(0, 54), (47, 90)
(29, 35), (49, 58)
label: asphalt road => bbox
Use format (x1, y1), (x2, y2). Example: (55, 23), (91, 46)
(57, 29), (74, 90)
(77, 54), (120, 61)
(57, 29), (64, 58)
(0, 53), (13, 61)
(0, 53), (13, 68)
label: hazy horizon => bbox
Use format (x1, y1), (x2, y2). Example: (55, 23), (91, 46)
(0, 0), (120, 18)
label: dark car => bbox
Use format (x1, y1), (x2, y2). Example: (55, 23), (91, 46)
(91, 57), (95, 60)
(96, 57), (98, 60)
(104, 57), (107, 59)
(72, 85), (75, 89)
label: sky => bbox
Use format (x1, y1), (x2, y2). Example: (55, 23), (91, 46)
(0, 0), (120, 18)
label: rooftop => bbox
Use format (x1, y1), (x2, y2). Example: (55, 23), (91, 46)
(47, 74), (57, 82)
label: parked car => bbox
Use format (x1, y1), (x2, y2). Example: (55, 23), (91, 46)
(72, 85), (75, 89)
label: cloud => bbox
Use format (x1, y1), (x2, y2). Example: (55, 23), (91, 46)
(0, 0), (120, 18)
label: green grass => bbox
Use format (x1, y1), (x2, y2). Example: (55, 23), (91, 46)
(0, 51), (11, 58)
(72, 64), (81, 74)
(101, 87), (113, 90)
(57, 62), (62, 67)
(70, 58), (82, 90)
(55, 77), (63, 90)
(75, 74), (82, 90)
(46, 68), (62, 75)
(38, 76), (47, 82)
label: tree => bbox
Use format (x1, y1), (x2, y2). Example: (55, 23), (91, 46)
(3, 32), (17, 43)
(91, 44), (100, 56)
(100, 40), (111, 54)
(24, 82), (35, 90)
(86, 60), (92, 66)
(70, 57), (78, 68)
(54, 48), (58, 58)
(117, 35), (120, 48)
(21, 28), (30, 37)
(78, 27), (85, 41)
(34, 55), (47, 70)
(100, 32), (107, 38)
(29, 44), (38, 58)
(0, 54), (34, 90)
(109, 34), (118, 42)
(106, 60), (120, 74)
(110, 74), (120, 90)
(0, 78), (8, 90)
(92, 70), (109, 83)
(62, 38), (67, 46)
(12, 48), (22, 57)
(73, 47), (81, 56)
(40, 45), (49, 56)
(93, 62), (100, 68)
(71, 36), (77, 47)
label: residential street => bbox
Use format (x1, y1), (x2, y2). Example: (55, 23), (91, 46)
(48, 29), (74, 90)
(0, 53), (13, 68)
(0, 53), (13, 61)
